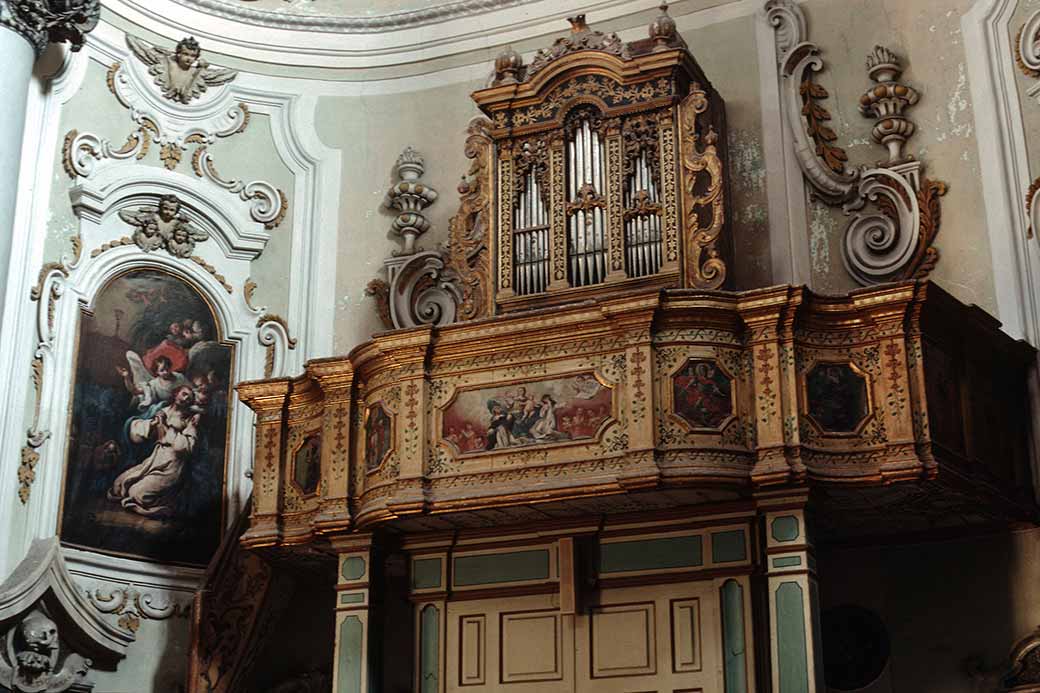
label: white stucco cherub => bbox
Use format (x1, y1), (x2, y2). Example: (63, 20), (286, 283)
(126, 35), (238, 105)
(118, 194), (210, 258)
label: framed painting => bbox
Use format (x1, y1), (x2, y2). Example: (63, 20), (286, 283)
(671, 358), (734, 430)
(804, 361), (871, 434)
(58, 269), (232, 566)
(441, 372), (613, 455)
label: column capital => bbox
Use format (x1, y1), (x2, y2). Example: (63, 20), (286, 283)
(0, 0), (99, 56)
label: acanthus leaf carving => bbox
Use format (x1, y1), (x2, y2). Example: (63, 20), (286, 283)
(87, 586), (190, 633)
(445, 116), (492, 320)
(768, 0), (945, 285)
(1016, 9), (1040, 102)
(0, 0), (100, 55)
(679, 84), (726, 289)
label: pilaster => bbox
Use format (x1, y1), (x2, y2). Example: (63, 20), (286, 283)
(757, 491), (823, 693)
(309, 358), (356, 535)
(237, 378), (291, 548)
(332, 533), (376, 693)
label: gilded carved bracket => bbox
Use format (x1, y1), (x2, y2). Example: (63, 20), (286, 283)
(766, 0), (946, 285)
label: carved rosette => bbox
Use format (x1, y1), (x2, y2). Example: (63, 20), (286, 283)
(767, 0), (946, 285)
(0, 0), (100, 55)
(679, 85), (726, 289)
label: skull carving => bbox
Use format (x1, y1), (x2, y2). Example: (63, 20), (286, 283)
(14, 611), (59, 685)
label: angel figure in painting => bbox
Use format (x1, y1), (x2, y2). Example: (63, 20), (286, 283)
(108, 386), (200, 518)
(117, 354), (190, 411)
(126, 35), (238, 104)
(118, 194), (209, 257)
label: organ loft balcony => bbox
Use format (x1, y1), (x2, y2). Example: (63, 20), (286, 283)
(236, 281), (1037, 550)
(235, 12), (1038, 552)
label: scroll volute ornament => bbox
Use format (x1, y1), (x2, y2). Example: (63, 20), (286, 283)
(767, 0), (947, 285)
(679, 84), (727, 290)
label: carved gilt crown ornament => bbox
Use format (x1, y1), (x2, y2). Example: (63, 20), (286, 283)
(0, 0), (99, 55)
(767, 0), (947, 285)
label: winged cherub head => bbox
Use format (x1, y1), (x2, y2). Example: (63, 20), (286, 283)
(158, 195), (180, 222)
(174, 36), (201, 71)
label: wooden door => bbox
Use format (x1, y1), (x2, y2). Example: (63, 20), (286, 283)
(575, 581), (723, 693)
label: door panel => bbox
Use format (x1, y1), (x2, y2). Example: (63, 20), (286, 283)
(576, 582), (721, 693)
(446, 594), (575, 693)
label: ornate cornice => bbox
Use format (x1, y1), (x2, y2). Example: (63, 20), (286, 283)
(169, 0), (527, 34)
(0, 0), (99, 55)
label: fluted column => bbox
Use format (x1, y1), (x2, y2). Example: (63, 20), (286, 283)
(0, 0), (98, 323)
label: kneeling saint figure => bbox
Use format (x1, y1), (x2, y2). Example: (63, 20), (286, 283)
(109, 386), (200, 518)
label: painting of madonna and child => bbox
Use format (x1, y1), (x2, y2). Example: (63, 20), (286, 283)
(441, 373), (613, 454)
(58, 269), (232, 567)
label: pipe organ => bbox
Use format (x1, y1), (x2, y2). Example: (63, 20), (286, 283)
(473, 12), (730, 312)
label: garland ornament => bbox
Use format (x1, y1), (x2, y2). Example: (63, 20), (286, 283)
(766, 0), (946, 285)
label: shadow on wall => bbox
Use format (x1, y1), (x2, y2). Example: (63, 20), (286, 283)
(817, 528), (1040, 693)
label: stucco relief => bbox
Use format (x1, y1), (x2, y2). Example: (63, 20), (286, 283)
(126, 35), (238, 105)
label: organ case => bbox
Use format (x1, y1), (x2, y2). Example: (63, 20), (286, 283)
(473, 12), (731, 313)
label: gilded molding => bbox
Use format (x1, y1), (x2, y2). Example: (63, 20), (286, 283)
(767, 0), (946, 285)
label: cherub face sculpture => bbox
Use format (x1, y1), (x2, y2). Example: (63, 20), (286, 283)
(158, 195), (180, 222)
(174, 37), (200, 71)
(15, 612), (58, 680)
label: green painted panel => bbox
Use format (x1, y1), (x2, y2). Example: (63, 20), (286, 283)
(420, 605), (440, 693)
(712, 530), (747, 563)
(771, 515), (800, 543)
(340, 592), (365, 605)
(454, 549), (550, 586)
(599, 535), (703, 573)
(772, 556), (802, 568)
(342, 556), (367, 581)
(776, 582), (809, 693)
(721, 580), (748, 693)
(412, 558), (443, 590)
(337, 616), (363, 693)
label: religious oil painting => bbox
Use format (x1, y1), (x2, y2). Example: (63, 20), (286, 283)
(805, 362), (870, 433)
(672, 359), (733, 429)
(442, 372), (613, 454)
(59, 269), (232, 566)
(365, 405), (393, 472)
(293, 434), (321, 495)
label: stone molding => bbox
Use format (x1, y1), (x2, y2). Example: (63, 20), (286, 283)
(172, 0), (525, 34)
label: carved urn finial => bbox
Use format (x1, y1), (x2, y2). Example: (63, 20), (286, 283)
(388, 146), (438, 254)
(649, 3), (677, 50)
(494, 46), (524, 84)
(859, 45), (919, 164)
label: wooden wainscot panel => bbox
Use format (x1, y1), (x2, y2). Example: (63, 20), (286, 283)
(590, 602), (658, 678)
(460, 614), (487, 686)
(671, 598), (702, 673)
(500, 610), (564, 683)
